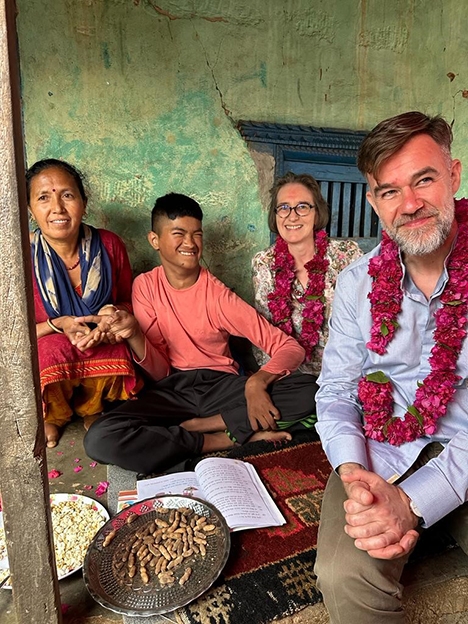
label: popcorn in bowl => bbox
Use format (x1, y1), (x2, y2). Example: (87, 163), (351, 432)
(0, 493), (109, 587)
(51, 497), (108, 576)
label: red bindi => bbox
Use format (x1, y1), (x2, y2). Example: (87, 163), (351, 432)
(52, 188), (56, 192)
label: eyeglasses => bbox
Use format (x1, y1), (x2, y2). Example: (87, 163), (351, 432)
(274, 202), (316, 218)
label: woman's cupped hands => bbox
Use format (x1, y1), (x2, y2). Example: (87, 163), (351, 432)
(70, 309), (139, 353)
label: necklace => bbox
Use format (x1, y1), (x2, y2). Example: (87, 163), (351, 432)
(267, 230), (329, 361)
(359, 201), (468, 446)
(66, 257), (80, 271)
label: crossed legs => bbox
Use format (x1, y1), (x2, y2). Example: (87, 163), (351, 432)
(84, 369), (317, 474)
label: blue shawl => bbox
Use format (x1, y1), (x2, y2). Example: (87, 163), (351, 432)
(32, 224), (113, 318)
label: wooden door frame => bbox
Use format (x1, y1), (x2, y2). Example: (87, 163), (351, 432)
(0, 1), (62, 621)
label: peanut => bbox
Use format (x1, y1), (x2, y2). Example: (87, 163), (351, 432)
(179, 567), (192, 585)
(103, 530), (116, 547)
(109, 505), (219, 590)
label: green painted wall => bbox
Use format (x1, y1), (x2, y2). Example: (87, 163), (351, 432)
(16, 0), (468, 301)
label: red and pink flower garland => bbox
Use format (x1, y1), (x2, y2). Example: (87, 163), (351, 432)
(359, 201), (468, 446)
(267, 230), (329, 362)
(365, 231), (404, 356)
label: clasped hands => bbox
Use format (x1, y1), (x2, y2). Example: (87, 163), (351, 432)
(340, 465), (420, 560)
(67, 308), (139, 352)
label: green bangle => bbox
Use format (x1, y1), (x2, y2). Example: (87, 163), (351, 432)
(225, 429), (238, 443)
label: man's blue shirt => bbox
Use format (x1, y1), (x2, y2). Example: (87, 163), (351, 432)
(316, 238), (468, 527)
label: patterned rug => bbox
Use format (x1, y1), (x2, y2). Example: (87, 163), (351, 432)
(177, 430), (331, 624)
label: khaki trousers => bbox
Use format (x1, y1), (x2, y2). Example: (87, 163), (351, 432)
(314, 443), (468, 624)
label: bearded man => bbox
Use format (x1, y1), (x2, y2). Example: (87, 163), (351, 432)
(314, 111), (468, 623)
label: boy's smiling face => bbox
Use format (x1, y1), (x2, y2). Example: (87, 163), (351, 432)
(148, 215), (203, 282)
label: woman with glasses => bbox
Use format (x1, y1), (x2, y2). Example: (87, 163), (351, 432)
(252, 171), (362, 377)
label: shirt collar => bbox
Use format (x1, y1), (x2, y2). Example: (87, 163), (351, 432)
(399, 230), (458, 301)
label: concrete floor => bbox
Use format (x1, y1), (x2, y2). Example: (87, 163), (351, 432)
(1, 420), (467, 624)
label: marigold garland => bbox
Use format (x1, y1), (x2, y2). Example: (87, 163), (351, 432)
(267, 230), (329, 362)
(359, 199), (468, 445)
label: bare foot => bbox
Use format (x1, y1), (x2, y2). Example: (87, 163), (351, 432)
(181, 414), (225, 433)
(250, 430), (292, 443)
(201, 431), (236, 453)
(44, 422), (61, 448)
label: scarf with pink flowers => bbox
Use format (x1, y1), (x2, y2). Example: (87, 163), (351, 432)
(359, 199), (468, 446)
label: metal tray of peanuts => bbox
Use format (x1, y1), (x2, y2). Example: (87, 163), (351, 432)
(83, 495), (231, 616)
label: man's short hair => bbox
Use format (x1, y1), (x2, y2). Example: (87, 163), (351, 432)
(151, 193), (203, 232)
(357, 111), (453, 179)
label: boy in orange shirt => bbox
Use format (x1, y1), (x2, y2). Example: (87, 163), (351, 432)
(79, 193), (317, 474)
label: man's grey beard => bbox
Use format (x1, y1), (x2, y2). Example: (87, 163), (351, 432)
(381, 202), (455, 256)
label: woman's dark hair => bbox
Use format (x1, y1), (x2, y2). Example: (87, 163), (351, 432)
(151, 193), (203, 233)
(25, 159), (88, 204)
(268, 172), (329, 234)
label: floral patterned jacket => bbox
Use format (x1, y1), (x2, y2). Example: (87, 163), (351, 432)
(252, 238), (363, 376)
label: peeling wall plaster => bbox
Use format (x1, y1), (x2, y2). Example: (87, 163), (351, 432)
(16, 0), (468, 301)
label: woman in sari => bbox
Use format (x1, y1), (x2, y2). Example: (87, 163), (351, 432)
(28, 159), (142, 447)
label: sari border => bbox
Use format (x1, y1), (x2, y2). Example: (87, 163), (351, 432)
(40, 358), (137, 391)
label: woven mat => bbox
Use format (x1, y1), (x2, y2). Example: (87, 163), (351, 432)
(108, 429), (459, 624)
(174, 431), (330, 624)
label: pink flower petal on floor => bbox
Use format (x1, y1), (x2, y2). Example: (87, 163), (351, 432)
(48, 469), (62, 479)
(61, 604), (70, 614)
(95, 481), (109, 497)
(56, 451), (64, 456)
(83, 485), (93, 490)
(69, 440), (75, 446)
(89, 461), (97, 468)
(73, 466), (83, 473)
(74, 458), (81, 463)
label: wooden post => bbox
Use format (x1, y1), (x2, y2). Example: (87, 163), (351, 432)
(0, 1), (62, 622)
